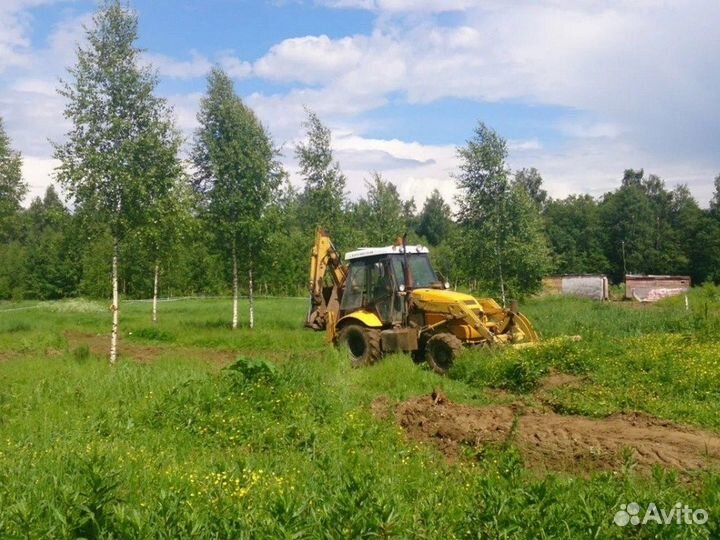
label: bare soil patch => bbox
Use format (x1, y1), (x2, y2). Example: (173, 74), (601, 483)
(370, 396), (394, 421)
(0, 351), (20, 362)
(538, 371), (586, 391)
(64, 331), (238, 365)
(397, 393), (720, 473)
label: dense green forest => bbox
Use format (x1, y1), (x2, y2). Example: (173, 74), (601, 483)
(1, 1), (719, 305)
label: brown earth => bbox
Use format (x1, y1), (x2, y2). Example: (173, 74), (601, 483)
(537, 371), (586, 392)
(0, 351), (20, 362)
(370, 395), (394, 421)
(64, 331), (238, 365)
(396, 392), (720, 473)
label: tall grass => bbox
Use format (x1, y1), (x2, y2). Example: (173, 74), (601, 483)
(0, 290), (718, 538)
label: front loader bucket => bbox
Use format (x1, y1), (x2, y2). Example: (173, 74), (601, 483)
(512, 312), (540, 343)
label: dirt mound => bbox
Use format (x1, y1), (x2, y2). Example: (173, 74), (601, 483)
(397, 394), (720, 473)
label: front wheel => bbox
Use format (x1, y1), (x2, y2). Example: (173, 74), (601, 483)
(336, 324), (382, 368)
(425, 333), (463, 374)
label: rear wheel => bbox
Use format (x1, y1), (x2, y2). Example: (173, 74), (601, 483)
(426, 333), (463, 374)
(336, 324), (382, 368)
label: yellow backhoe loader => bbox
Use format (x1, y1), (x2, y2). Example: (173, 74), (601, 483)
(306, 228), (539, 373)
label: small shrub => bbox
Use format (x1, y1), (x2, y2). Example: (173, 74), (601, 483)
(499, 357), (547, 393)
(130, 327), (174, 342)
(226, 357), (278, 382)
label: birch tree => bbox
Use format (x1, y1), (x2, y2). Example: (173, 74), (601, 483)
(295, 110), (347, 235)
(0, 116), (26, 243)
(353, 172), (406, 245)
(192, 68), (280, 329)
(455, 122), (551, 300)
(54, 0), (181, 363)
(135, 177), (193, 323)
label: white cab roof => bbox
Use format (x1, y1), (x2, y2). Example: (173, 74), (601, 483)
(345, 244), (429, 261)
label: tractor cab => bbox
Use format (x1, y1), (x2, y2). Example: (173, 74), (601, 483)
(339, 245), (444, 325)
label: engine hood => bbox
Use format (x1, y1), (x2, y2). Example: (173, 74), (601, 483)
(409, 288), (478, 304)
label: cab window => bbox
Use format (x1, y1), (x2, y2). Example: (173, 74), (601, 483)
(341, 260), (368, 311)
(391, 254), (438, 289)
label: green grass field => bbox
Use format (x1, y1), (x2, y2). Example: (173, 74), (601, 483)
(1, 288), (719, 539)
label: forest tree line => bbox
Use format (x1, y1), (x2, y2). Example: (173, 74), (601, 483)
(1, 1), (720, 309)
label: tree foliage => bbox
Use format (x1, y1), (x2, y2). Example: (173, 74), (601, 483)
(295, 110), (347, 236)
(455, 123), (551, 300)
(352, 173), (407, 246)
(544, 195), (608, 274)
(0, 116), (26, 243)
(711, 174), (720, 217)
(53, 0), (183, 361)
(193, 67), (281, 327)
(416, 189), (452, 247)
(54, 0), (179, 242)
(3, 66), (720, 308)
(514, 167), (547, 208)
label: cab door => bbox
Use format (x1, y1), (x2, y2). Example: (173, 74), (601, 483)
(368, 258), (403, 324)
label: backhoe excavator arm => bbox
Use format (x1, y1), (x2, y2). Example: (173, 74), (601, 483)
(305, 228), (347, 330)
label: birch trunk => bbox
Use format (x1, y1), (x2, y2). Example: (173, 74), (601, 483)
(110, 238), (119, 365)
(496, 239), (506, 308)
(232, 242), (239, 329)
(248, 260), (255, 329)
(152, 261), (159, 324)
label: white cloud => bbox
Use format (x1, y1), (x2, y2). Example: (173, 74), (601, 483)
(556, 121), (623, 140)
(0, 1), (56, 72)
(315, 130), (717, 212)
(21, 156), (61, 202)
(3, 0), (718, 209)
(143, 51), (212, 80)
(254, 35), (364, 84)
(141, 50), (254, 81)
(509, 139), (542, 152)
(317, 0), (478, 12)
(165, 92), (203, 133)
(246, 0), (719, 205)
(218, 52), (252, 79)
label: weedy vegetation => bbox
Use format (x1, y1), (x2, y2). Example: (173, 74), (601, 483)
(0, 287), (719, 539)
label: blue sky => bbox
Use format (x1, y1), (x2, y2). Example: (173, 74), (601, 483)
(1, 0), (718, 207)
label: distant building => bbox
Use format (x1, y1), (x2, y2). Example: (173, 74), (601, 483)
(543, 275), (609, 301)
(624, 275), (691, 302)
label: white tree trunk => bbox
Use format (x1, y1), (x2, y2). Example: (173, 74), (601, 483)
(248, 261), (255, 329)
(152, 261), (159, 324)
(110, 238), (119, 365)
(232, 243), (239, 329)
(496, 239), (506, 308)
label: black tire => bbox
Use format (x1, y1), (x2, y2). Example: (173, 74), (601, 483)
(337, 324), (382, 368)
(426, 333), (463, 374)
(411, 336), (427, 364)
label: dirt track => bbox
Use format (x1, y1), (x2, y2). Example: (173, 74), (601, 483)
(395, 392), (720, 473)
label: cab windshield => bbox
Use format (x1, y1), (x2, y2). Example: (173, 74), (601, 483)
(390, 254), (439, 289)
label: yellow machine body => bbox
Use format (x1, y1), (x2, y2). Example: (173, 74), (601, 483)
(306, 228), (539, 367)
